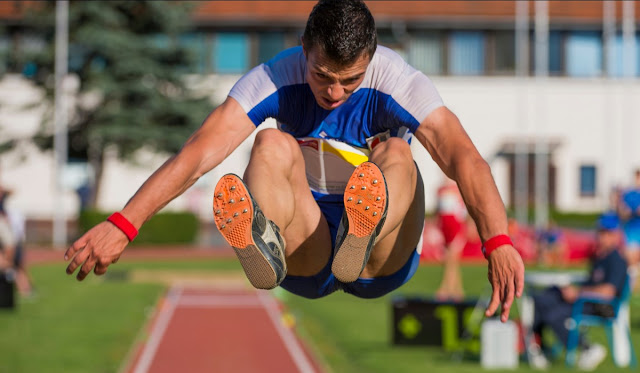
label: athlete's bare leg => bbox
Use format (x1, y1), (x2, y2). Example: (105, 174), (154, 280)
(243, 128), (332, 276)
(360, 138), (425, 278)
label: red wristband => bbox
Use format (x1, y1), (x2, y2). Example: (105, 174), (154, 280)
(107, 212), (138, 242)
(482, 234), (513, 259)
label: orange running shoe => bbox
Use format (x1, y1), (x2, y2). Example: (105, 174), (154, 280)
(213, 174), (287, 289)
(332, 162), (388, 283)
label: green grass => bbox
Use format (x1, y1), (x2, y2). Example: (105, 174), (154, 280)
(0, 259), (244, 373)
(282, 263), (640, 373)
(0, 259), (637, 373)
(0, 264), (163, 373)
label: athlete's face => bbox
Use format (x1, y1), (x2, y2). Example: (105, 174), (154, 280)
(303, 46), (370, 110)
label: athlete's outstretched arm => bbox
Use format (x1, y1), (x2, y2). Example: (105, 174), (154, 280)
(65, 97), (255, 280)
(414, 106), (525, 322)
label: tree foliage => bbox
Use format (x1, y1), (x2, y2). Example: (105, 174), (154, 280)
(23, 1), (213, 205)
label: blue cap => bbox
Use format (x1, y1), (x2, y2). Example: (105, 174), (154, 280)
(597, 212), (620, 231)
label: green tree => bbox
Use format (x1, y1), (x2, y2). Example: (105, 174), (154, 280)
(23, 1), (213, 207)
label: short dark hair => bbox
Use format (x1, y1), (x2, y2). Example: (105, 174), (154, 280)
(302, 0), (377, 66)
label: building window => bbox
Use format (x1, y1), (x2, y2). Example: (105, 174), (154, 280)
(257, 32), (285, 64)
(548, 31), (564, 76)
(566, 31), (602, 77)
(448, 31), (485, 76)
(607, 32), (640, 78)
(213, 33), (248, 74)
(579, 165), (597, 197)
(491, 30), (515, 75)
(408, 31), (443, 75)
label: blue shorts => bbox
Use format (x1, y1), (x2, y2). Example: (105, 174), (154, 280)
(279, 196), (420, 299)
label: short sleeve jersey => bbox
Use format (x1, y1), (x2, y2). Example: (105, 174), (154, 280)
(229, 45), (444, 149)
(229, 46), (444, 200)
(585, 249), (628, 297)
(622, 188), (640, 228)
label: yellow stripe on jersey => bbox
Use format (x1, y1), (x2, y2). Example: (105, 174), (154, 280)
(321, 140), (369, 167)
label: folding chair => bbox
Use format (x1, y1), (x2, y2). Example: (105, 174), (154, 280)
(565, 273), (637, 368)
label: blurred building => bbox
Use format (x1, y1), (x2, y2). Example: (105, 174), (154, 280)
(0, 1), (639, 239)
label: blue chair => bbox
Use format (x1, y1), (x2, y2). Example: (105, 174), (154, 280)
(565, 273), (637, 368)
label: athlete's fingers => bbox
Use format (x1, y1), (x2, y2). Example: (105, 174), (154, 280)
(500, 278), (516, 322)
(77, 254), (98, 281)
(485, 277), (501, 317)
(65, 235), (89, 261)
(516, 265), (525, 298)
(66, 247), (90, 275)
(94, 262), (109, 276)
(94, 257), (114, 276)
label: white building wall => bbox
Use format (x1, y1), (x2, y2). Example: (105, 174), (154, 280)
(1, 74), (639, 221)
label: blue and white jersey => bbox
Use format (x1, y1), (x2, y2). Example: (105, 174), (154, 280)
(229, 45), (444, 200)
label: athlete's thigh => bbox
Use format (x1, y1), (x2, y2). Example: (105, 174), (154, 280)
(363, 163), (425, 277)
(252, 131), (333, 276)
(283, 192), (333, 276)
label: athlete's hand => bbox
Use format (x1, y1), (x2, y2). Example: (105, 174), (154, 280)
(64, 221), (129, 281)
(485, 245), (525, 322)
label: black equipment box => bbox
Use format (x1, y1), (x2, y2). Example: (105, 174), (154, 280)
(0, 270), (15, 309)
(392, 296), (478, 349)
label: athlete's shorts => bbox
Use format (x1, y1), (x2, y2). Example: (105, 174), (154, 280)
(438, 214), (464, 245)
(623, 223), (640, 251)
(279, 197), (420, 299)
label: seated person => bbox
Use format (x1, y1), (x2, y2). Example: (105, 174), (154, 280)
(529, 212), (628, 370)
(0, 190), (16, 272)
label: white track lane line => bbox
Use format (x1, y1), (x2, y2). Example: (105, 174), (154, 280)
(257, 291), (316, 373)
(133, 286), (183, 373)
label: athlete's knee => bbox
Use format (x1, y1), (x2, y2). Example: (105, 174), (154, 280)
(253, 128), (288, 150)
(369, 138), (413, 164)
(252, 129), (298, 163)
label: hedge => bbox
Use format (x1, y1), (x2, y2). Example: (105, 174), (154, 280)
(506, 207), (602, 230)
(78, 210), (199, 245)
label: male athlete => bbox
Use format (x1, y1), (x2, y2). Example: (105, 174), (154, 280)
(65, 0), (524, 322)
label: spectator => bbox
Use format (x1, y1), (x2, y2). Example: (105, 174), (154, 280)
(528, 212), (628, 370)
(536, 220), (568, 267)
(0, 190), (34, 297)
(75, 181), (93, 213)
(434, 177), (467, 300)
(0, 189), (16, 278)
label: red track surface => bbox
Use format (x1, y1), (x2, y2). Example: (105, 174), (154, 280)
(125, 287), (323, 373)
(25, 248), (323, 372)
